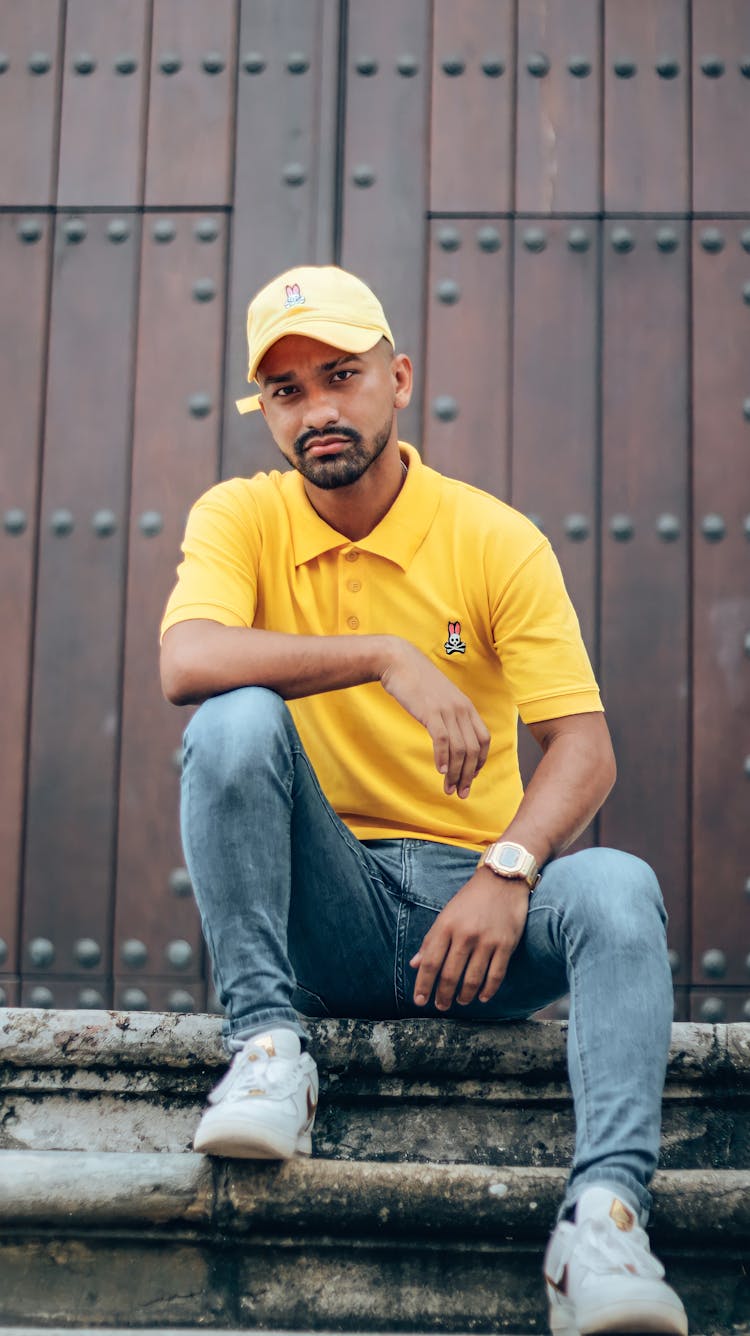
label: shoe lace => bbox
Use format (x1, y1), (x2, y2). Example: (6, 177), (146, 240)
(209, 1044), (295, 1105)
(574, 1216), (665, 1281)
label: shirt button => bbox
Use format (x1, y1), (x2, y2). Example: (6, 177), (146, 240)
(345, 550), (359, 562)
(347, 615), (360, 630)
(347, 579), (362, 593)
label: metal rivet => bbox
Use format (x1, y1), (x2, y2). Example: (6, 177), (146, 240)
(744, 516), (750, 540)
(609, 514), (634, 541)
(746, 876), (750, 897)
(192, 278), (216, 303)
(282, 163), (306, 187)
(0, 939), (7, 965)
(114, 55), (137, 75)
(75, 938), (101, 968)
(741, 59), (750, 79)
(396, 55), (418, 77)
(656, 227), (679, 253)
(740, 229), (750, 253)
(699, 996), (725, 1022)
(702, 948), (727, 978)
(29, 53), (52, 75)
(50, 509), (74, 537)
(159, 53), (181, 75)
(3, 509), (27, 535)
(73, 54), (96, 75)
(482, 57), (505, 78)
(169, 867), (192, 897)
(107, 219), (130, 243)
(121, 939), (148, 967)
(667, 949), (680, 975)
(28, 937), (55, 968)
(30, 986), (54, 1008)
(242, 52), (265, 74)
(742, 282), (750, 305)
(564, 514), (589, 542)
(743, 999), (750, 1020)
(355, 57), (378, 76)
(92, 510), (117, 537)
(121, 987), (149, 1010)
(746, 955), (750, 975)
(523, 227), (547, 253)
(656, 514), (681, 541)
(64, 218), (87, 243)
(567, 227), (590, 253)
(18, 219), (43, 244)
(166, 939), (193, 969)
(352, 165), (375, 188)
(700, 227), (724, 253)
(139, 511), (163, 537)
(436, 279), (460, 305)
(437, 226), (461, 252)
(442, 56), (465, 76)
(656, 58), (679, 79)
(171, 747), (183, 773)
(0, 988), (6, 1006)
(525, 513), (545, 532)
(152, 219), (176, 243)
(743, 398), (750, 421)
(613, 59), (636, 78)
(195, 218), (219, 242)
(432, 396), (458, 423)
(527, 52), (550, 78)
(79, 988), (104, 1008)
(476, 225), (501, 253)
(744, 633), (750, 658)
(611, 227), (634, 253)
(745, 756), (750, 779)
(188, 393), (212, 419)
(701, 513), (725, 542)
(202, 52), (225, 75)
(168, 989), (196, 1013)
(568, 56), (591, 78)
(700, 56), (725, 78)
(287, 52), (309, 74)
(0, 54), (8, 74)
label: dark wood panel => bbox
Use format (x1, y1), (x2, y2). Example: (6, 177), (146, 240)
(510, 219), (599, 655)
(21, 977), (109, 1010)
(223, 0), (340, 480)
(430, 0), (513, 214)
(422, 218), (511, 499)
(599, 220), (690, 985)
(672, 987), (689, 1022)
(0, 0), (63, 206)
(0, 978), (21, 1008)
(57, 0), (150, 207)
(515, 0), (600, 214)
(689, 991), (750, 1025)
(692, 0), (750, 213)
(114, 214), (226, 980)
(114, 978), (206, 1014)
(22, 213), (140, 981)
(144, 0), (237, 207)
(603, 0), (689, 214)
(691, 221), (750, 987)
(0, 215), (51, 977)
(341, 0), (431, 448)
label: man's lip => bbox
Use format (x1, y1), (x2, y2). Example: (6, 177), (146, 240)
(305, 437), (352, 455)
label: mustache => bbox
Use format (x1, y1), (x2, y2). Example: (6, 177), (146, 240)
(294, 425), (363, 455)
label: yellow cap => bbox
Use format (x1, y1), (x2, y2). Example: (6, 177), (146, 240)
(235, 265), (394, 414)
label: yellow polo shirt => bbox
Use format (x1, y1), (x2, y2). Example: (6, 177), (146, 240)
(161, 443), (602, 850)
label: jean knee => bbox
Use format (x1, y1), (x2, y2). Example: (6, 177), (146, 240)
(184, 686), (292, 780)
(549, 848), (667, 946)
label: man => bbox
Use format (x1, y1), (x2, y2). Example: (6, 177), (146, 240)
(160, 265), (687, 1336)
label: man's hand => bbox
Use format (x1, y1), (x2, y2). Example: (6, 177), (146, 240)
(410, 867), (530, 1009)
(379, 640), (491, 798)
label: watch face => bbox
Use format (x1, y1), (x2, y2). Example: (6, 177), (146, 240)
(497, 844), (523, 871)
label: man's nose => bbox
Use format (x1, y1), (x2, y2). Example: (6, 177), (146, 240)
(302, 387), (341, 430)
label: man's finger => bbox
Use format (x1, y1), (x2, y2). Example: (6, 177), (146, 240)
(478, 946), (512, 1003)
(456, 947), (493, 1005)
(411, 932), (450, 1006)
(433, 942), (472, 1010)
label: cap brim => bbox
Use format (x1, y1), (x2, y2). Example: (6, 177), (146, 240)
(249, 319), (388, 382)
(236, 393), (262, 415)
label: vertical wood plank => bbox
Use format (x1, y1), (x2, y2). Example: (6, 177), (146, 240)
(430, 0), (514, 214)
(423, 218), (511, 499)
(223, 0), (340, 480)
(341, 0), (431, 448)
(603, 0), (689, 214)
(57, 0), (150, 208)
(691, 220), (750, 988)
(114, 213), (226, 988)
(22, 212), (140, 984)
(693, 0), (750, 213)
(0, 0), (64, 206)
(515, 0), (600, 214)
(599, 219), (690, 985)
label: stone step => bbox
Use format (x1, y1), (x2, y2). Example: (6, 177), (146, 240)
(1, 1010), (749, 1168)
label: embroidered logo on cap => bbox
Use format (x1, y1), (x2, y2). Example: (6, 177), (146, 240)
(283, 282), (305, 309)
(444, 621), (466, 656)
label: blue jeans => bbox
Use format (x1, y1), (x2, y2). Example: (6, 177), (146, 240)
(181, 686), (673, 1224)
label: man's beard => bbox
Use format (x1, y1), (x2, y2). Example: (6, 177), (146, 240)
(290, 418), (393, 490)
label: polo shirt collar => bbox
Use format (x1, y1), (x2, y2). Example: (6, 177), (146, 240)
(284, 442), (442, 571)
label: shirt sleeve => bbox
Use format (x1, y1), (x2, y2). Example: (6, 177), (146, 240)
(489, 538), (603, 723)
(160, 483), (261, 640)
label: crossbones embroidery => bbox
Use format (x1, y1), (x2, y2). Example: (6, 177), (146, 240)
(444, 621), (466, 655)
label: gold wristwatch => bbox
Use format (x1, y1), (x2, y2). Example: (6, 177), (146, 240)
(477, 840), (541, 890)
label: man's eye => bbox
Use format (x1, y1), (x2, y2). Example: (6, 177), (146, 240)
(331, 369), (356, 382)
(274, 385), (298, 398)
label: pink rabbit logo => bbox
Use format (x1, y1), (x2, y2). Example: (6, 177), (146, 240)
(444, 620), (466, 656)
(283, 282), (306, 309)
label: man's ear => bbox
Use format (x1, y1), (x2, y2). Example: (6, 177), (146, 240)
(392, 352), (413, 411)
(258, 393), (267, 420)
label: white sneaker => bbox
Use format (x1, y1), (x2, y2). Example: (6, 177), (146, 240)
(544, 1185), (688, 1336)
(193, 1027), (318, 1159)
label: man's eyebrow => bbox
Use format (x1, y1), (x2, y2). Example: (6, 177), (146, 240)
(261, 353), (363, 386)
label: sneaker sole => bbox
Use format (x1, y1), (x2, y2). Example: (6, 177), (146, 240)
(193, 1121), (312, 1160)
(549, 1297), (688, 1336)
